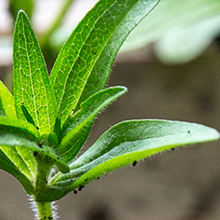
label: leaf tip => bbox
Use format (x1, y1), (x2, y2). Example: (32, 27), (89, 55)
(15, 9), (29, 23)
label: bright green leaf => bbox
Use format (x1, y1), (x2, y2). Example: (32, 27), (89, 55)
(50, 0), (160, 124)
(0, 116), (40, 141)
(0, 146), (35, 194)
(0, 131), (69, 174)
(58, 121), (93, 164)
(0, 80), (16, 118)
(0, 146), (36, 181)
(44, 119), (219, 201)
(13, 10), (56, 135)
(70, 120), (219, 169)
(59, 86), (127, 162)
(0, 97), (6, 116)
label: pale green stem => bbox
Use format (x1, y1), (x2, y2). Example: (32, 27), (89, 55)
(32, 155), (55, 219)
(35, 201), (54, 220)
(40, 0), (76, 46)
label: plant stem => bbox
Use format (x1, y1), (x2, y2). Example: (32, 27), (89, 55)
(32, 156), (55, 219)
(35, 201), (54, 220)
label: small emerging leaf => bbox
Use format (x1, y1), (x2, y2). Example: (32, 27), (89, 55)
(0, 97), (6, 116)
(21, 103), (36, 126)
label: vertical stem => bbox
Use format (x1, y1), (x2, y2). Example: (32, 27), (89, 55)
(35, 201), (54, 220)
(32, 155), (56, 219)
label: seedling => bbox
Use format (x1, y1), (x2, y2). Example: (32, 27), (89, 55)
(0, 0), (219, 219)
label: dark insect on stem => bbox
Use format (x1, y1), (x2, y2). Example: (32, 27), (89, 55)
(171, 148), (175, 151)
(33, 151), (38, 157)
(38, 143), (43, 148)
(188, 130), (191, 134)
(73, 190), (77, 194)
(78, 185), (84, 191)
(132, 161), (137, 166)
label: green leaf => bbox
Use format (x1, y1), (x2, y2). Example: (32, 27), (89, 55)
(0, 84), (39, 182)
(0, 131), (69, 174)
(43, 119), (219, 202)
(0, 80), (16, 118)
(59, 86), (127, 163)
(0, 116), (40, 141)
(58, 121), (93, 164)
(13, 10), (56, 135)
(0, 146), (35, 194)
(21, 103), (36, 126)
(0, 144), (37, 181)
(0, 97), (6, 116)
(53, 117), (62, 142)
(0, 131), (44, 152)
(0, 132), (40, 194)
(121, 0), (220, 64)
(50, 0), (160, 124)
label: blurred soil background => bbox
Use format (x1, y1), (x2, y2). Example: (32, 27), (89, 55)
(1, 0), (220, 220)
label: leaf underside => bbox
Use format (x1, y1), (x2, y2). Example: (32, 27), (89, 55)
(36, 119), (219, 202)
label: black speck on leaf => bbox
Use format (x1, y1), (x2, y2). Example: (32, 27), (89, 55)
(78, 185), (84, 191)
(33, 151), (38, 157)
(188, 130), (191, 134)
(132, 161), (137, 166)
(36, 126), (39, 130)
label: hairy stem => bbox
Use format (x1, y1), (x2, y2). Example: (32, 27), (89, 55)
(35, 201), (54, 220)
(32, 155), (56, 219)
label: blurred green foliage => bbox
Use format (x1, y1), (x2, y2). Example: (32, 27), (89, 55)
(8, 0), (35, 21)
(121, 0), (220, 63)
(2, 0), (220, 66)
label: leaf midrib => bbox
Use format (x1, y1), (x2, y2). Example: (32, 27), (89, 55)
(54, 1), (115, 114)
(53, 0), (139, 118)
(21, 15), (39, 128)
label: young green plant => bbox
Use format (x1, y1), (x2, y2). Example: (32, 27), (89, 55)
(0, 0), (219, 219)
